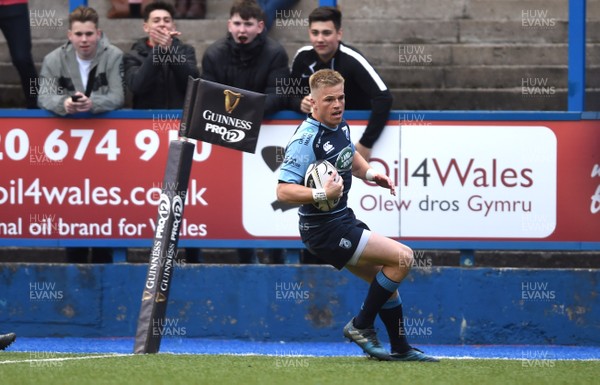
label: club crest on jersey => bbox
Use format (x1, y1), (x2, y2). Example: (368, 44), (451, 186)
(341, 125), (350, 140)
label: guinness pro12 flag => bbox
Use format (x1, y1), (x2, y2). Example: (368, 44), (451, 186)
(134, 78), (266, 353)
(134, 140), (195, 354)
(179, 77), (266, 154)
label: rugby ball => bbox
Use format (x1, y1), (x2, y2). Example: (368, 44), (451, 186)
(304, 160), (340, 211)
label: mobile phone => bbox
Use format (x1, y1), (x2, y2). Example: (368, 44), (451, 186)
(72, 95), (82, 102)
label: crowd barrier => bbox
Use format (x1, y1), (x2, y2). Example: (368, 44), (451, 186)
(1, 263), (599, 344)
(1, 109), (599, 265)
(2, 0), (596, 345)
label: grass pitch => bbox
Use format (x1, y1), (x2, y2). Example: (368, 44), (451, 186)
(1, 352), (598, 385)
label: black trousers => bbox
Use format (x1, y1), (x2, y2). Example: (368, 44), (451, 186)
(0, 3), (38, 108)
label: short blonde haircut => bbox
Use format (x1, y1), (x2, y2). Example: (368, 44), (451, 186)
(309, 69), (345, 95)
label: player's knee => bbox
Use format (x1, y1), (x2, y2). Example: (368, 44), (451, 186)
(397, 246), (414, 272)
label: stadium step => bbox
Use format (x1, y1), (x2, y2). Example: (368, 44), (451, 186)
(0, 0), (598, 109)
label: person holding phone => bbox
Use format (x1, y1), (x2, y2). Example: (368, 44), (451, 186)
(37, 6), (124, 115)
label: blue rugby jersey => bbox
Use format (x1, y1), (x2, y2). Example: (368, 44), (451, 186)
(278, 115), (355, 219)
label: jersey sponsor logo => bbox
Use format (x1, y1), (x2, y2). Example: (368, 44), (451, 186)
(301, 131), (313, 146)
(282, 155), (304, 170)
(335, 146), (353, 171)
(323, 141), (334, 153)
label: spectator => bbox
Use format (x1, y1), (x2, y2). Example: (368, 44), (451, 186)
(124, 1), (200, 109)
(107, 0), (152, 19)
(201, 0), (289, 263)
(37, 6), (123, 262)
(37, 6), (124, 116)
(289, 6), (393, 161)
(0, 0), (38, 108)
(173, 0), (206, 19)
(201, 0), (289, 116)
(256, 0), (299, 31)
(128, 0), (145, 18)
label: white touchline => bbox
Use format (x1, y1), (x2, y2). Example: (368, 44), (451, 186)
(0, 353), (133, 365)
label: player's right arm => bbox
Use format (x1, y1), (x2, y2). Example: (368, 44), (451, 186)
(276, 182), (313, 204)
(277, 176), (343, 205)
(277, 125), (343, 204)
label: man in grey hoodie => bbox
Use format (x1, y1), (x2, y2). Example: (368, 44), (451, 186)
(37, 6), (124, 115)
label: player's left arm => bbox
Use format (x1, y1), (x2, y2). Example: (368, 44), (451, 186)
(352, 151), (395, 195)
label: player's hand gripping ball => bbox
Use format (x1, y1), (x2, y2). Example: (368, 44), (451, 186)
(304, 160), (341, 211)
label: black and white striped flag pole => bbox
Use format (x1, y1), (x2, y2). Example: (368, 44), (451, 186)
(133, 77), (265, 353)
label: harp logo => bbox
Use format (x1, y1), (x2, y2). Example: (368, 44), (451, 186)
(224, 89), (244, 113)
(155, 293), (167, 303)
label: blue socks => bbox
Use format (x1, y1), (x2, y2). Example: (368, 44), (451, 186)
(353, 270), (399, 329)
(379, 293), (411, 353)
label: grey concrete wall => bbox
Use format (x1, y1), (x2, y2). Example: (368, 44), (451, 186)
(0, 0), (598, 110)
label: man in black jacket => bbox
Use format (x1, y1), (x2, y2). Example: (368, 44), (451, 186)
(201, 0), (289, 116)
(289, 6), (393, 161)
(202, 0), (289, 263)
(124, 1), (199, 109)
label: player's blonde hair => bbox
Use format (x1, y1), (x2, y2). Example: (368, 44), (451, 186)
(309, 69), (345, 95)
